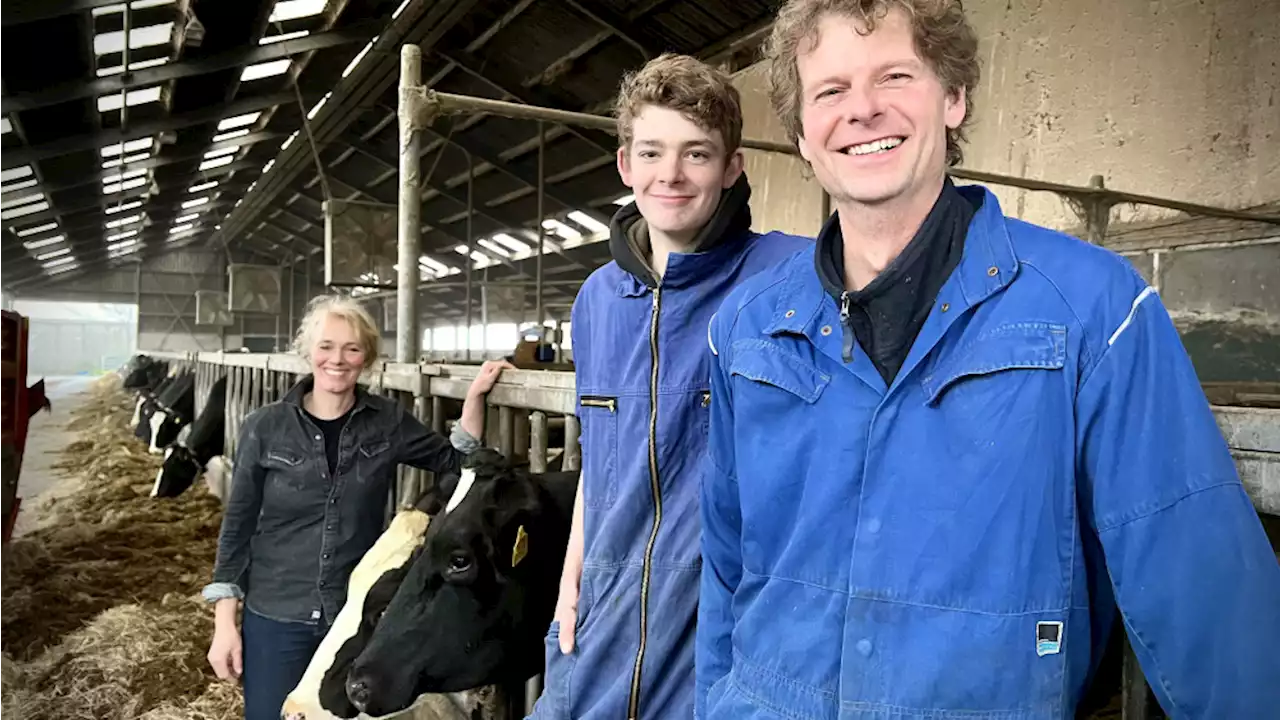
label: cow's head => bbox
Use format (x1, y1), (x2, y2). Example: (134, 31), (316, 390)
(152, 444), (201, 498)
(337, 448), (576, 717)
(122, 356), (156, 389)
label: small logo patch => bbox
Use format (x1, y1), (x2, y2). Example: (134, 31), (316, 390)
(511, 525), (529, 568)
(1036, 621), (1063, 657)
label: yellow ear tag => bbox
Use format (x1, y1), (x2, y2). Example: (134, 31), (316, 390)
(512, 525), (529, 568)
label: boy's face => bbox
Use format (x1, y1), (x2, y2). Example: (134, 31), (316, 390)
(795, 9), (965, 208)
(617, 105), (744, 241)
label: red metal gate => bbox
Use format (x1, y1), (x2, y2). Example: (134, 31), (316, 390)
(0, 310), (30, 543)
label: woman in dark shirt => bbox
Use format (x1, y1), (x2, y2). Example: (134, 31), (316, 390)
(202, 295), (511, 720)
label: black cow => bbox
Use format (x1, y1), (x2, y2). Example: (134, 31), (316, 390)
(342, 449), (577, 717)
(123, 355), (169, 392)
(152, 375), (227, 498)
(133, 373), (178, 442)
(26, 378), (52, 417)
(148, 370), (195, 454)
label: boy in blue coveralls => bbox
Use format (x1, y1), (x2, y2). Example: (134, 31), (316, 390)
(697, 1), (1280, 718)
(527, 54), (810, 719)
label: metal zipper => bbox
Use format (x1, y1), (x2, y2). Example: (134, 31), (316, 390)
(579, 395), (618, 412)
(840, 291), (855, 363)
(628, 286), (663, 720)
(701, 390), (711, 407)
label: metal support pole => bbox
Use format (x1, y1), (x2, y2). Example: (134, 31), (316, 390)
(535, 121), (545, 335)
(465, 149), (474, 362)
(397, 45), (422, 364)
(1084, 174), (1110, 246)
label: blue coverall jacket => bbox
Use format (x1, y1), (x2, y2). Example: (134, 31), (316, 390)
(530, 176), (810, 719)
(697, 184), (1280, 719)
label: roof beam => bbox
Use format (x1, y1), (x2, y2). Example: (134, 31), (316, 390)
(558, 0), (662, 59)
(2, 91), (315, 169)
(2, 21), (381, 115)
(2, 0), (130, 26)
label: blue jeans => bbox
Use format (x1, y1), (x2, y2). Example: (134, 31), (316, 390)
(241, 608), (327, 720)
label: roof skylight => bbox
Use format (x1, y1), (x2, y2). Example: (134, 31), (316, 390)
(204, 146), (240, 159)
(2, 191), (45, 210)
(102, 151), (152, 169)
(16, 222), (58, 237)
(92, 1), (175, 17)
(613, 193), (635, 206)
(101, 138), (153, 157)
(105, 213), (144, 229)
(567, 210), (609, 234)
(93, 23), (174, 56)
(306, 92), (332, 119)
(189, 181), (219, 193)
(173, 212), (201, 224)
(199, 156), (234, 171)
(107, 229), (139, 242)
(342, 38), (378, 77)
(43, 255), (76, 268)
(281, 130), (300, 150)
(23, 235), (65, 250)
(1, 200), (50, 220)
(102, 169), (147, 185)
(212, 129), (250, 143)
(106, 201), (144, 214)
(98, 86), (163, 113)
(261, 30), (311, 45)
(491, 232), (531, 253)
(103, 177), (148, 194)
(170, 223), (195, 234)
(49, 263), (81, 275)
(107, 238), (140, 252)
(36, 248), (71, 261)
(217, 112), (261, 131)
(1, 118), (12, 134)
(96, 56), (169, 78)
(543, 219), (583, 241)
(478, 239), (511, 257)
(182, 197), (210, 209)
(241, 59), (292, 82)
(3, 179), (39, 193)
(269, 0), (327, 22)
(2, 166), (34, 183)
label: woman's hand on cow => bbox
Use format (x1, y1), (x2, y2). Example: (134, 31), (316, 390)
(467, 359), (516, 398)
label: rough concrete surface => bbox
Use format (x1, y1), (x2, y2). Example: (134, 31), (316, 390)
(10, 376), (98, 538)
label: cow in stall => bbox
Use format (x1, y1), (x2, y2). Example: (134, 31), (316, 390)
(152, 375), (227, 498)
(126, 358), (172, 431)
(147, 370), (195, 454)
(133, 374), (178, 442)
(281, 448), (578, 720)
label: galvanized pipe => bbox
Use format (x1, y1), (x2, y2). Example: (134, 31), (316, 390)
(411, 86), (1280, 226)
(535, 120), (545, 332)
(465, 149), (474, 362)
(396, 45), (423, 364)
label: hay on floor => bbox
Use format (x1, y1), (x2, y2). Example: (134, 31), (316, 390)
(1, 374), (240, 720)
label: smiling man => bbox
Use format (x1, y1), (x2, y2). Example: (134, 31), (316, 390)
(696, 1), (1280, 718)
(527, 54), (810, 719)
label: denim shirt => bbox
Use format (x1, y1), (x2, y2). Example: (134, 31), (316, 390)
(202, 375), (479, 625)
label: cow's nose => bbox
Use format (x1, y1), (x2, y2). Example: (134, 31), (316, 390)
(346, 675), (373, 712)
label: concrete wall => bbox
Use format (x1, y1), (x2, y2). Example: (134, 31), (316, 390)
(733, 0), (1280, 382)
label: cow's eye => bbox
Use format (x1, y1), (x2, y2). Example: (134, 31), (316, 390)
(448, 553), (472, 573)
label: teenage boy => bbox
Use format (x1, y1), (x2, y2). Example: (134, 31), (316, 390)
(696, 1), (1280, 718)
(528, 53), (811, 719)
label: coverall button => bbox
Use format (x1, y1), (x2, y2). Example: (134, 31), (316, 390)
(856, 639), (873, 657)
(785, 309), (796, 318)
(864, 518), (881, 534)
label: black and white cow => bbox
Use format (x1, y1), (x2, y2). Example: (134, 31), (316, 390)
(147, 370), (195, 454)
(152, 375), (227, 498)
(133, 373), (178, 442)
(282, 449), (578, 719)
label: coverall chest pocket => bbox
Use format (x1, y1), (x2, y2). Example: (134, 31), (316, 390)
(921, 322), (1068, 415)
(578, 395), (618, 510)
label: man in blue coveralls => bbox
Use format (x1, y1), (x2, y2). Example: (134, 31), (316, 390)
(697, 1), (1280, 718)
(527, 54), (810, 719)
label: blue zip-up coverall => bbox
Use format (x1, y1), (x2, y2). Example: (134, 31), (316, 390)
(697, 184), (1280, 719)
(530, 174), (810, 720)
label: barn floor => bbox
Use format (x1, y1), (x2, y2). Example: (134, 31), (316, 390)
(11, 375), (98, 538)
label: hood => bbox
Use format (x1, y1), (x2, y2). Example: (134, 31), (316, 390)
(608, 171), (754, 288)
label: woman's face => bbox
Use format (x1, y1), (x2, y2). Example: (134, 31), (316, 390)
(309, 313), (366, 395)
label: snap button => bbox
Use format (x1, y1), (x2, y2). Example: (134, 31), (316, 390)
(329, 497), (337, 504)
(322, 553), (331, 560)
(820, 325), (833, 336)
(864, 518), (881, 534)
(785, 309), (796, 318)
(987, 266), (998, 277)
(856, 638), (873, 657)
(315, 434), (321, 440)
(941, 303), (950, 312)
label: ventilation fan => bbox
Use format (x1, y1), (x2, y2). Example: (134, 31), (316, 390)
(195, 290), (233, 326)
(324, 200), (399, 288)
(227, 264), (282, 314)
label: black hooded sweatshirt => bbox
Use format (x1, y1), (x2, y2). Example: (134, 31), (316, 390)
(815, 177), (981, 385)
(607, 172), (754, 286)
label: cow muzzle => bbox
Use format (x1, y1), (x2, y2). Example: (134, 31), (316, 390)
(345, 673), (374, 714)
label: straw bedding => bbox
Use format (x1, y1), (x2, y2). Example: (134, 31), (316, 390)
(1, 374), (242, 720)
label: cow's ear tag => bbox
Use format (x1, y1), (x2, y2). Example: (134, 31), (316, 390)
(511, 525), (529, 568)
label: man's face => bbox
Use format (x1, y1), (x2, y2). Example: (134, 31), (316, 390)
(795, 9), (965, 207)
(617, 105), (744, 241)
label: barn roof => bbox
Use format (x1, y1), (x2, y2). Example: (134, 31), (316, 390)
(1, 0), (777, 320)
